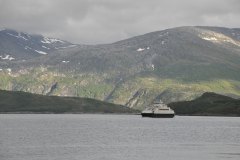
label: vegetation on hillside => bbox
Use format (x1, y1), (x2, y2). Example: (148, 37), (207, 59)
(1, 69), (240, 110)
(0, 90), (137, 113)
(168, 92), (240, 116)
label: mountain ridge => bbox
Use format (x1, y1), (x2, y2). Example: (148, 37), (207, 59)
(0, 29), (77, 61)
(0, 26), (240, 110)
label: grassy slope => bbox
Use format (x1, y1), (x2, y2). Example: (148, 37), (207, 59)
(168, 92), (240, 116)
(1, 69), (240, 110)
(0, 90), (137, 113)
(108, 75), (240, 109)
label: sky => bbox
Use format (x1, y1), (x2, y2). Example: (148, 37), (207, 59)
(0, 0), (240, 44)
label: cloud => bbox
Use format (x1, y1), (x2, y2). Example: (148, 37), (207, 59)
(0, 0), (239, 44)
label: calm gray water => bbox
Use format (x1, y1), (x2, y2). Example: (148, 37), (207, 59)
(0, 114), (240, 160)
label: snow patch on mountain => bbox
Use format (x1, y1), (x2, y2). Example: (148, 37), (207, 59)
(41, 37), (64, 44)
(55, 44), (77, 49)
(7, 32), (28, 41)
(159, 32), (169, 37)
(7, 68), (12, 73)
(137, 48), (145, 52)
(202, 37), (217, 41)
(151, 64), (155, 70)
(35, 50), (48, 55)
(25, 46), (32, 50)
(199, 31), (240, 46)
(7, 33), (18, 38)
(42, 46), (50, 50)
(137, 47), (150, 52)
(0, 55), (15, 61)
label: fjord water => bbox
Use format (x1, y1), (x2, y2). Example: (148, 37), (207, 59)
(0, 115), (239, 160)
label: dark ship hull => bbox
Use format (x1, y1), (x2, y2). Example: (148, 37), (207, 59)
(141, 113), (174, 118)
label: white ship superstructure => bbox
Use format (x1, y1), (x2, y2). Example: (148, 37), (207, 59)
(141, 100), (175, 118)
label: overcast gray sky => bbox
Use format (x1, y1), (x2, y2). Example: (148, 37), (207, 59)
(0, 0), (239, 44)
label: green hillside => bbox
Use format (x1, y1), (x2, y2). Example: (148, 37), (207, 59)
(1, 26), (240, 110)
(0, 90), (137, 113)
(1, 68), (240, 110)
(168, 92), (240, 116)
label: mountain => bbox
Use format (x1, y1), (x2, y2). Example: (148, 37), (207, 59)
(168, 92), (240, 116)
(0, 26), (240, 110)
(0, 29), (76, 61)
(0, 90), (136, 113)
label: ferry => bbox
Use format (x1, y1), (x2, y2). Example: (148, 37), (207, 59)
(141, 100), (175, 118)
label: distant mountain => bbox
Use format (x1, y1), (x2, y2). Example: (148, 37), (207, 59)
(0, 29), (76, 61)
(0, 90), (136, 113)
(0, 26), (240, 110)
(15, 26), (240, 78)
(168, 92), (240, 116)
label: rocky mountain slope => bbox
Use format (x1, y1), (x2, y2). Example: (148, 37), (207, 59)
(0, 29), (76, 61)
(1, 26), (240, 110)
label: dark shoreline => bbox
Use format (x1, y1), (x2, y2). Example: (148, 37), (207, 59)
(0, 112), (141, 115)
(176, 114), (240, 117)
(0, 112), (239, 117)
